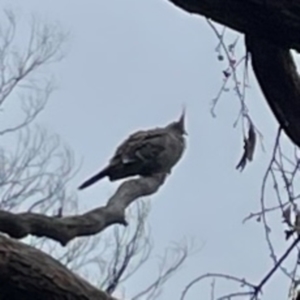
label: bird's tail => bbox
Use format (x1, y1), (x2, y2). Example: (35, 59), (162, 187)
(78, 167), (109, 190)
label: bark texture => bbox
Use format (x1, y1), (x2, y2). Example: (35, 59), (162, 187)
(0, 174), (166, 246)
(169, 0), (300, 147)
(0, 235), (115, 300)
(0, 174), (167, 299)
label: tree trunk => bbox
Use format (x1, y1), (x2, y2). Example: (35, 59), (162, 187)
(0, 235), (115, 300)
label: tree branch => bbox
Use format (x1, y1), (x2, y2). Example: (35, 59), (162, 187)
(0, 234), (116, 300)
(168, 0), (300, 52)
(165, 0), (300, 148)
(0, 174), (166, 246)
(245, 36), (300, 147)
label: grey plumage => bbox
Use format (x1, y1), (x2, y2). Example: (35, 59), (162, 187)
(78, 110), (187, 190)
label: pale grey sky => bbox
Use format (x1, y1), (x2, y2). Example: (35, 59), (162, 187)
(2, 1), (294, 299)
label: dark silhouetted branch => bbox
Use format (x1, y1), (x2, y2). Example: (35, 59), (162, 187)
(168, 0), (300, 52)
(0, 174), (166, 246)
(246, 36), (300, 147)
(166, 0), (300, 148)
(0, 234), (116, 300)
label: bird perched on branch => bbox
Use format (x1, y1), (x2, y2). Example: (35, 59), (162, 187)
(78, 110), (187, 190)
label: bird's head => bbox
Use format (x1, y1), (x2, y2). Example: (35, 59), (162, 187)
(166, 108), (187, 136)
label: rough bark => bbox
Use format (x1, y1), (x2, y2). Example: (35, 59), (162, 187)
(168, 0), (300, 147)
(0, 235), (115, 300)
(0, 174), (166, 246)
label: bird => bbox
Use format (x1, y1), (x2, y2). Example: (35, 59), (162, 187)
(78, 110), (187, 190)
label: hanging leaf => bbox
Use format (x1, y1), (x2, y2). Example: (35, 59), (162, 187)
(282, 205), (292, 226)
(236, 120), (256, 171)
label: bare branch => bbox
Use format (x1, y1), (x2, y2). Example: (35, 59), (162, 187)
(249, 236), (300, 300)
(133, 241), (191, 300)
(207, 20), (263, 171)
(0, 10), (67, 136)
(0, 173), (166, 245)
(103, 201), (152, 294)
(0, 126), (76, 214)
(181, 273), (255, 300)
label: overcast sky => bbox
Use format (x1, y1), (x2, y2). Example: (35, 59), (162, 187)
(1, 1), (295, 299)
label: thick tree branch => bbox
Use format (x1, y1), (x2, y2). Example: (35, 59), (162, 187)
(168, 0), (300, 52)
(0, 174), (166, 246)
(245, 36), (300, 147)
(0, 235), (115, 300)
(166, 0), (300, 148)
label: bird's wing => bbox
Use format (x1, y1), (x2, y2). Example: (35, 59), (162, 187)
(110, 128), (167, 165)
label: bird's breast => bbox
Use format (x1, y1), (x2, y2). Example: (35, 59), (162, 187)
(158, 135), (185, 172)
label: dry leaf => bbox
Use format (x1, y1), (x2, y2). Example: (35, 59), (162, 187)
(295, 211), (300, 235)
(282, 206), (292, 226)
(236, 120), (256, 171)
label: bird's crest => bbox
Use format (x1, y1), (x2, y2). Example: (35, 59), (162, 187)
(167, 107), (187, 135)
